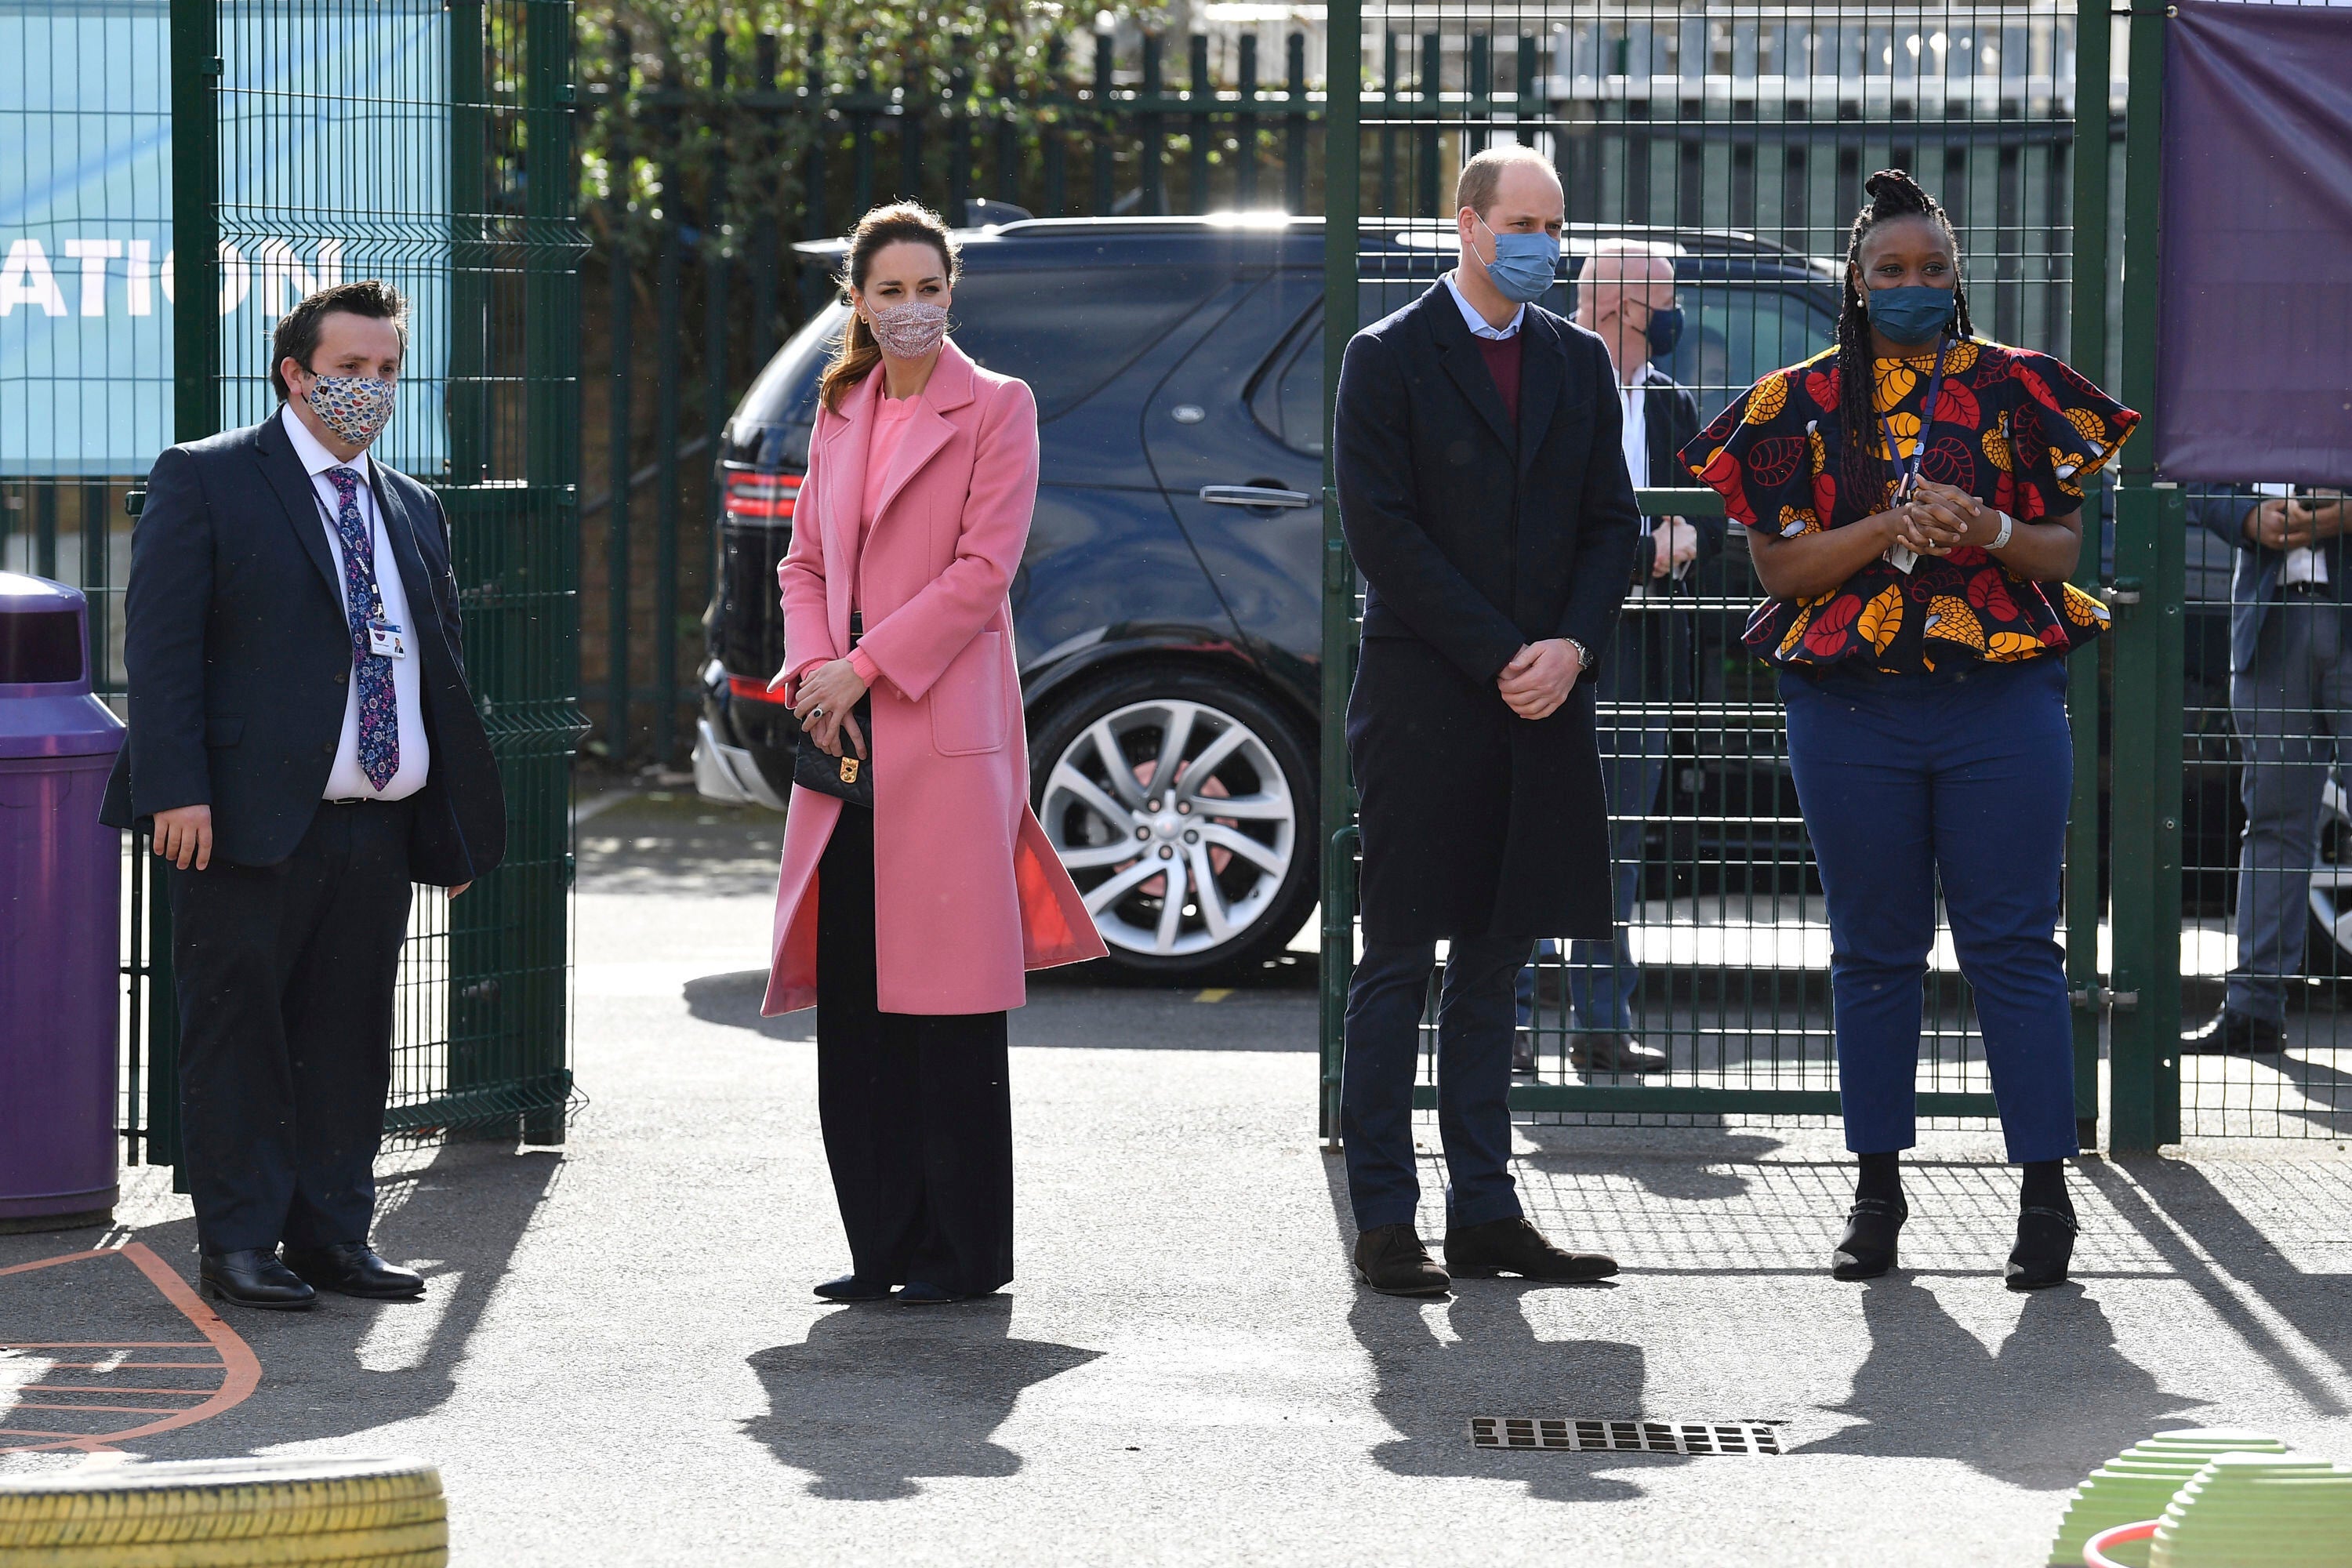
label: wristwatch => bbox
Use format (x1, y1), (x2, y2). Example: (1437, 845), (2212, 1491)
(1564, 637), (1592, 670)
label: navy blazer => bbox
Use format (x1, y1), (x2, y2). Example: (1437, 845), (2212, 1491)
(99, 414), (505, 886)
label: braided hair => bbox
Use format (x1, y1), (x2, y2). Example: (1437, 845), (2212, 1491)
(1832, 169), (1976, 524)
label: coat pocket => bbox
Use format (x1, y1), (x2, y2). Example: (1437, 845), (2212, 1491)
(930, 630), (1009, 755)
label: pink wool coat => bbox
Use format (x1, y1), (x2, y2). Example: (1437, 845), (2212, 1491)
(760, 341), (1105, 1016)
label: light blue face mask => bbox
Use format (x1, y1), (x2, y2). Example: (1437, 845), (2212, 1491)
(1474, 214), (1562, 305)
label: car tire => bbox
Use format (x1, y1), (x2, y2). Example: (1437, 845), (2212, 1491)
(1029, 665), (1318, 978)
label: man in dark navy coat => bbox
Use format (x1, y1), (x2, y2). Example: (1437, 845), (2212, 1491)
(100, 281), (505, 1311)
(1335, 147), (1643, 1296)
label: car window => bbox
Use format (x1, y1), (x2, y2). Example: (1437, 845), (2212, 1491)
(1661, 281), (1840, 426)
(1249, 307), (1327, 456)
(732, 299), (844, 470)
(951, 266), (1224, 420)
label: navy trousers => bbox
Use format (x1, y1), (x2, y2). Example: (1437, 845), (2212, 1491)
(1342, 936), (1531, 1232)
(1781, 656), (2079, 1163)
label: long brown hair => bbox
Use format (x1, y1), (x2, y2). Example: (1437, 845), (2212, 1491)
(818, 202), (960, 414)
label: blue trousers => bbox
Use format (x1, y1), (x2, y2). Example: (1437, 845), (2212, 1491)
(1781, 656), (2079, 1163)
(1342, 937), (1532, 1232)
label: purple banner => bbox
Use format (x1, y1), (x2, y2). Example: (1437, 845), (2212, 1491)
(2158, 0), (2352, 484)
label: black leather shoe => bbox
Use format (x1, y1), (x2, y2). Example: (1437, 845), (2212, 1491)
(199, 1249), (316, 1312)
(1831, 1197), (1908, 1281)
(1444, 1217), (1617, 1282)
(814, 1274), (894, 1301)
(1352, 1223), (1450, 1296)
(1569, 1032), (1669, 1075)
(2182, 1009), (2285, 1056)
(2006, 1206), (2078, 1290)
(281, 1243), (425, 1301)
(1511, 1030), (1537, 1075)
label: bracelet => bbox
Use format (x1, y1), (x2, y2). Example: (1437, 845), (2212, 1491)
(1564, 637), (1592, 670)
(1988, 510), (2015, 550)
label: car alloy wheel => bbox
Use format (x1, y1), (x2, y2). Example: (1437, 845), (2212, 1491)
(1039, 695), (1300, 963)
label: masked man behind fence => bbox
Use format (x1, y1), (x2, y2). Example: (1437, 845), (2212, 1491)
(1333, 147), (1643, 1296)
(100, 281), (506, 1311)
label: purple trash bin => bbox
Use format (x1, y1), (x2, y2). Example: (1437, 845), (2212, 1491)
(0, 572), (126, 1232)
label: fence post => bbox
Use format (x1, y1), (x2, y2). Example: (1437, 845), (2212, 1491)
(702, 29), (734, 599)
(2064, 0), (2111, 1149)
(2104, 5), (2180, 1152)
(1091, 34), (1115, 214)
(1237, 34), (1259, 208)
(1142, 34), (1165, 215)
(652, 93), (684, 768)
(1285, 32), (1307, 214)
(605, 29), (633, 760)
(1377, 34), (1396, 219)
(1319, 0), (1362, 1140)
(899, 53), (925, 210)
(949, 42), (972, 220)
(1417, 34), (1439, 218)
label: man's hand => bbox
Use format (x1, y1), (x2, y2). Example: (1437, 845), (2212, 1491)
(152, 804), (212, 871)
(1497, 639), (1582, 721)
(2241, 495), (2345, 551)
(449, 882), (471, 898)
(1651, 517), (1698, 578)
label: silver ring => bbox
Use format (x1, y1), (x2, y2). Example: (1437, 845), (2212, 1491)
(809, 706), (826, 719)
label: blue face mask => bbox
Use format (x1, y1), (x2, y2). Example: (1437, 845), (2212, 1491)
(1864, 285), (1957, 347)
(1644, 305), (1685, 359)
(1475, 215), (1561, 305)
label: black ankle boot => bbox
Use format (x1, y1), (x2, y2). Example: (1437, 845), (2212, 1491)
(2009, 1160), (2077, 1290)
(1831, 1196), (1908, 1280)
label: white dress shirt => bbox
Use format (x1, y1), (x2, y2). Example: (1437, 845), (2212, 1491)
(280, 404), (430, 800)
(1619, 361), (1656, 490)
(2253, 481), (2331, 587)
(1443, 271), (1525, 340)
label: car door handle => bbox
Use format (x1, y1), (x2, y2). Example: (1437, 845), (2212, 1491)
(1199, 485), (1315, 509)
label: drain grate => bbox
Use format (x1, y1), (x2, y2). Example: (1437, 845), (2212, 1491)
(1469, 1418), (1782, 1456)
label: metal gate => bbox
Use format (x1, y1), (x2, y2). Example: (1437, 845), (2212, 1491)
(3, 0), (589, 1171)
(1316, 0), (2111, 1138)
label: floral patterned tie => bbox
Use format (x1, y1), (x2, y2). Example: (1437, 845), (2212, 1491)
(325, 466), (399, 789)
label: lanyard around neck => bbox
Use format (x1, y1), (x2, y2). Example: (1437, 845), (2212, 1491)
(1881, 336), (1954, 500)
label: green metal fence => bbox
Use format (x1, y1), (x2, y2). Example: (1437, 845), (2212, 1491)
(0, 0), (585, 1168)
(1316, 0), (2118, 1140)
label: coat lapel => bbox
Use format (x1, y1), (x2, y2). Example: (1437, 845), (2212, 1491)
(253, 412), (343, 605)
(863, 340), (978, 536)
(818, 372), (877, 648)
(367, 468), (453, 673)
(1515, 314), (1566, 477)
(1424, 283), (1519, 455)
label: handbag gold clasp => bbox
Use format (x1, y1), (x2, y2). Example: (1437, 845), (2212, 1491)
(839, 757), (860, 784)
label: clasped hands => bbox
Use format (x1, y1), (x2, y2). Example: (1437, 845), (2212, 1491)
(775, 656), (869, 759)
(1498, 638), (1581, 721)
(2246, 492), (2347, 551)
(1883, 479), (2002, 557)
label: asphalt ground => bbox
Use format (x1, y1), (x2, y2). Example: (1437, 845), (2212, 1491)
(5, 789), (2352, 1565)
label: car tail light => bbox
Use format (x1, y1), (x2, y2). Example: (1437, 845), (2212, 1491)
(724, 470), (801, 524)
(728, 673), (789, 705)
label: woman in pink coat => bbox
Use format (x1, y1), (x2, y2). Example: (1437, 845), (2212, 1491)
(762, 203), (1106, 1304)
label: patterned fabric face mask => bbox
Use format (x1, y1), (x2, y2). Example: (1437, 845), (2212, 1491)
(866, 300), (949, 360)
(303, 374), (397, 447)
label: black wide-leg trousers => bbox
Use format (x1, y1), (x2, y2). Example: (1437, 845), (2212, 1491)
(167, 797), (414, 1255)
(814, 804), (1014, 1297)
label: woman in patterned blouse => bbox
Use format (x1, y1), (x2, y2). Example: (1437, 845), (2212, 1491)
(1682, 169), (2136, 1291)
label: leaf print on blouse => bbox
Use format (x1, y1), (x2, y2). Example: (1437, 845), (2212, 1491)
(1925, 594), (1987, 651)
(1802, 594), (1864, 657)
(1985, 631), (2045, 661)
(1777, 504), (1820, 538)
(1746, 372), (1790, 424)
(1874, 358), (1918, 410)
(1857, 586), (1904, 654)
(2060, 582), (2110, 626)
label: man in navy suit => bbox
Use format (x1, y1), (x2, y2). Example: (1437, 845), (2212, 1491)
(1334, 147), (1642, 1296)
(101, 280), (504, 1310)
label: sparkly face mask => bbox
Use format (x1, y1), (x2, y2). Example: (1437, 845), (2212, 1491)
(302, 373), (397, 448)
(866, 299), (949, 360)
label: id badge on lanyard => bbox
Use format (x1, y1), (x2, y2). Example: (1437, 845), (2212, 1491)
(314, 477), (408, 660)
(1882, 336), (1953, 575)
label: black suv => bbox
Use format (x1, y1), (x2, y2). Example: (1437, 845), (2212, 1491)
(697, 216), (1842, 976)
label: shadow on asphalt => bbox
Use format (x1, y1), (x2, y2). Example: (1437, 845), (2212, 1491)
(0, 1140), (559, 1460)
(1795, 1277), (2195, 1486)
(1320, 1155), (1668, 1501)
(742, 1298), (1102, 1499)
(682, 969), (1318, 1051)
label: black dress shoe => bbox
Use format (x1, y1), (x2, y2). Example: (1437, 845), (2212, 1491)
(814, 1274), (894, 1301)
(2182, 1008), (2285, 1056)
(1511, 1030), (1537, 1075)
(1353, 1223), (1450, 1296)
(2006, 1206), (2078, 1290)
(1444, 1217), (1617, 1282)
(1831, 1197), (1908, 1281)
(199, 1249), (316, 1312)
(1569, 1032), (1669, 1075)
(281, 1243), (425, 1301)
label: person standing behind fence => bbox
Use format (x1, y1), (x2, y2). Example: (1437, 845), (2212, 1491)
(1511, 239), (1714, 1077)
(98, 280), (506, 1311)
(1682, 170), (2136, 1290)
(2183, 481), (2352, 1056)
(761, 203), (1105, 1305)
(1334, 146), (1642, 1298)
